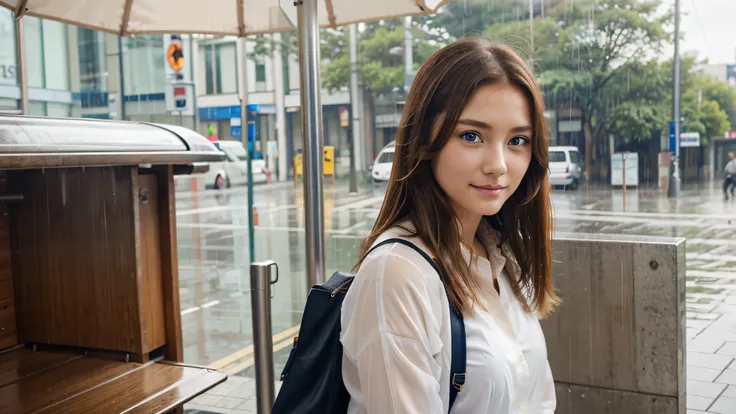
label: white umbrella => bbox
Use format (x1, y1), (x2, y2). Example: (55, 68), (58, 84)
(0, 0), (447, 35)
(0, 0), (451, 287)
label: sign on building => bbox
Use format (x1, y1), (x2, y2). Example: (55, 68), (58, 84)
(680, 132), (701, 148)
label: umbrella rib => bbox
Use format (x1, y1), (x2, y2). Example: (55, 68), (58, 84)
(120, 0), (134, 36)
(12, 0), (28, 20)
(325, 0), (337, 28)
(422, 0), (453, 13)
(237, 0), (245, 37)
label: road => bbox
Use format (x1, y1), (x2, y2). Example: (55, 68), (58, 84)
(179, 180), (736, 413)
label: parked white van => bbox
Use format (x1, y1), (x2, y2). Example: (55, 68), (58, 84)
(370, 141), (396, 183)
(203, 141), (269, 189)
(548, 146), (583, 190)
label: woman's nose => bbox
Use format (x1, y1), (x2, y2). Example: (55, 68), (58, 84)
(481, 144), (507, 176)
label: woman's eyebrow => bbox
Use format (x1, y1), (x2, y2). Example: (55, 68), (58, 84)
(456, 118), (491, 129)
(457, 118), (532, 134)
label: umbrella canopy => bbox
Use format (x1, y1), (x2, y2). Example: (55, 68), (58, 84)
(0, 0), (448, 36)
(0, 0), (454, 290)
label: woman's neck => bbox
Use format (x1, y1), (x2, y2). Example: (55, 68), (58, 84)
(456, 212), (482, 250)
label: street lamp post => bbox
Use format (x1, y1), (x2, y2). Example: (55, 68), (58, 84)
(668, 0), (681, 198)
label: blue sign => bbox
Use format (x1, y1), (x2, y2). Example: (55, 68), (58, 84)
(669, 122), (687, 154)
(248, 121), (256, 143)
(669, 122), (676, 153)
(199, 104), (261, 121)
(229, 119), (257, 144)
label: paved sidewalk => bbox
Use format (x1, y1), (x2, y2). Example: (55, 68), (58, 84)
(185, 376), (283, 414)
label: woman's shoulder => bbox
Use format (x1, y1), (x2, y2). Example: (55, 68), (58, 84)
(353, 225), (446, 299)
(342, 225), (447, 346)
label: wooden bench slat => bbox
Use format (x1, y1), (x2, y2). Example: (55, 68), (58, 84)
(0, 347), (82, 388)
(43, 362), (227, 414)
(0, 353), (141, 414)
(127, 369), (226, 414)
(0, 348), (227, 413)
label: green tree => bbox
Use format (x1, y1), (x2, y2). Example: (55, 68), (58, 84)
(604, 60), (671, 144)
(696, 100), (730, 141)
(499, 0), (671, 180)
(320, 22), (443, 94)
(693, 75), (736, 130)
(424, 0), (527, 41)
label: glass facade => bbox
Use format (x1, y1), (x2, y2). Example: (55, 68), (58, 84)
(77, 28), (106, 93)
(124, 35), (165, 96)
(202, 42), (238, 95)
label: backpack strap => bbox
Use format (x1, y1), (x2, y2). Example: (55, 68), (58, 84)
(365, 238), (466, 413)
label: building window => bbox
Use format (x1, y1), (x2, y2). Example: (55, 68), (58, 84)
(43, 20), (69, 90)
(24, 17), (44, 88)
(77, 28), (106, 93)
(0, 9), (17, 86)
(124, 35), (166, 95)
(255, 60), (266, 92)
(202, 42), (238, 95)
(203, 44), (215, 94)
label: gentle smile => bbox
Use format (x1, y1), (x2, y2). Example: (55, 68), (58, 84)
(470, 184), (507, 195)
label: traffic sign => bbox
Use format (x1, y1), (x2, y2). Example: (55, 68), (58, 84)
(167, 36), (185, 73)
(165, 83), (192, 112)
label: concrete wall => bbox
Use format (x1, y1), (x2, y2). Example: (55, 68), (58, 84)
(544, 233), (687, 413)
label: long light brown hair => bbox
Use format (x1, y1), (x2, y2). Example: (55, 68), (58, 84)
(357, 38), (560, 317)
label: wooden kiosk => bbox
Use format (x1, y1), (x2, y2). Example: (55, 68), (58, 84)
(0, 116), (228, 413)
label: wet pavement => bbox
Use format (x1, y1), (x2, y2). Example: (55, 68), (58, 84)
(180, 179), (736, 413)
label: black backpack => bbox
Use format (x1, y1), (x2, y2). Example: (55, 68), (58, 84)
(272, 238), (466, 414)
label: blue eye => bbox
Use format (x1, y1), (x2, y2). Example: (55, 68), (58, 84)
(508, 136), (530, 146)
(460, 131), (483, 143)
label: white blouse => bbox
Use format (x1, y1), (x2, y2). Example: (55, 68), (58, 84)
(340, 223), (556, 413)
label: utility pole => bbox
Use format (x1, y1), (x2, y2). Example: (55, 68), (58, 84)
(117, 36), (126, 121)
(403, 17), (413, 92)
(529, 0), (534, 53)
(668, 0), (681, 198)
(348, 24), (359, 194)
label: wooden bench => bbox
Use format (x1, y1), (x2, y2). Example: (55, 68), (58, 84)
(0, 346), (226, 414)
(0, 116), (227, 413)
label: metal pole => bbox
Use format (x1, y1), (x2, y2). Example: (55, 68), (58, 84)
(529, 0), (534, 53)
(117, 36), (127, 121)
(272, 32), (288, 182)
(189, 34), (199, 130)
(668, 0), (681, 198)
(403, 17), (413, 91)
(348, 24), (360, 194)
(250, 260), (278, 414)
(296, 0), (326, 288)
(15, 17), (28, 115)
(241, 38), (256, 262)
(622, 155), (626, 211)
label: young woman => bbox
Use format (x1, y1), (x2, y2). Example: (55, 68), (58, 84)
(340, 38), (560, 413)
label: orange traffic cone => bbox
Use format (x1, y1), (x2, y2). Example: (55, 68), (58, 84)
(253, 206), (259, 226)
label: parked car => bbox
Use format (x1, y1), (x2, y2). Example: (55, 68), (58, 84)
(370, 141), (396, 183)
(548, 146), (583, 190)
(203, 141), (269, 189)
